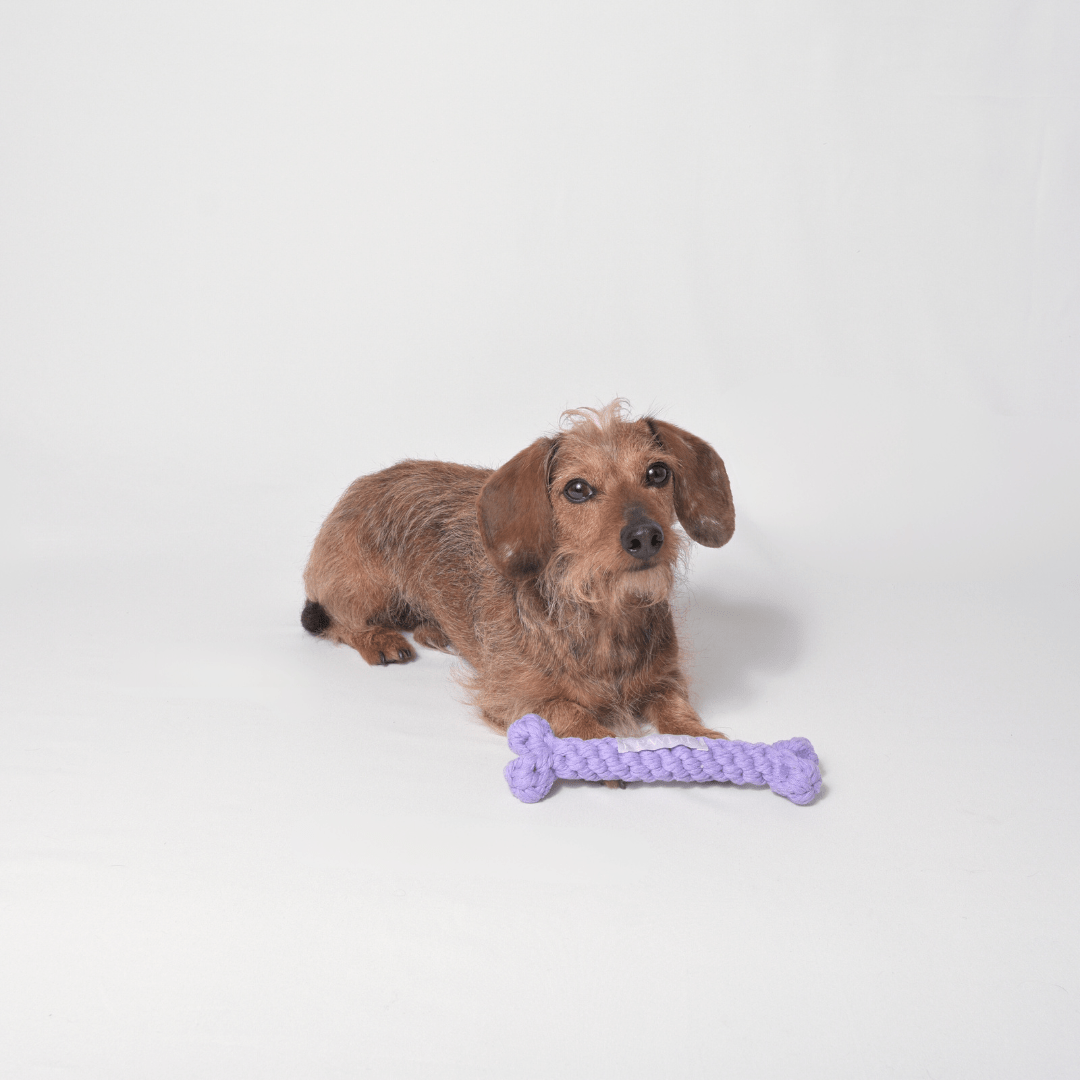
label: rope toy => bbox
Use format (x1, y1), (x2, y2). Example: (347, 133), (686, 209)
(504, 714), (821, 805)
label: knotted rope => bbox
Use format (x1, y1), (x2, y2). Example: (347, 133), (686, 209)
(504, 714), (821, 805)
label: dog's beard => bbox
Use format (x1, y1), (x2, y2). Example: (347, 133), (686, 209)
(539, 541), (683, 623)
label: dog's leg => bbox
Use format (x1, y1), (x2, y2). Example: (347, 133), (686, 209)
(538, 699), (619, 741)
(316, 601), (418, 666)
(337, 626), (416, 666)
(535, 700), (627, 787)
(411, 621), (454, 653)
(304, 541), (420, 665)
(307, 588), (418, 666)
(642, 690), (727, 740)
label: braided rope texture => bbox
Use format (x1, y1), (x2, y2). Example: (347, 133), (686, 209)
(505, 714), (821, 805)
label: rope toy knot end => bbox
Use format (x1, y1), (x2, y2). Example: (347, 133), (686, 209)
(768, 737), (822, 805)
(504, 714), (557, 803)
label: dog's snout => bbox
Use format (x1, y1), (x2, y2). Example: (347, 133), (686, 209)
(620, 517), (664, 560)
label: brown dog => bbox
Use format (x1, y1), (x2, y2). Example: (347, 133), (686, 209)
(301, 401), (734, 740)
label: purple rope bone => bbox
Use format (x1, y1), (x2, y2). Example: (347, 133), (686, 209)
(504, 714), (821, 805)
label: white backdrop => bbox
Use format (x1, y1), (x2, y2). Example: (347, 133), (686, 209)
(2, 3), (1079, 1077)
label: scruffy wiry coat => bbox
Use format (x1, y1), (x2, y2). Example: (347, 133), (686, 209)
(301, 402), (734, 740)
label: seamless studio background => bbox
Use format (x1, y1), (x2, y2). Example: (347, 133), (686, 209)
(2, 2), (1079, 1077)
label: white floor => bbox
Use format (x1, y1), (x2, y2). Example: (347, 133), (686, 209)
(3, 540), (1078, 1078)
(3, 2), (1079, 1074)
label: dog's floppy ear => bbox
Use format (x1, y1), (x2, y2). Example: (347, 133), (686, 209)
(477, 437), (558, 579)
(645, 419), (734, 547)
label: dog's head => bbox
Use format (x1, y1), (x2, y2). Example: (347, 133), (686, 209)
(477, 401), (734, 605)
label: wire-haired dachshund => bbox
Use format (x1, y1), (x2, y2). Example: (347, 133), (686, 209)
(302, 400), (734, 740)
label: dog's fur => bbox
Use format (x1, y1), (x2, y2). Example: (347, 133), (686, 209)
(301, 401), (734, 740)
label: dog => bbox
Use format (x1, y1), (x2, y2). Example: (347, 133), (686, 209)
(301, 400), (734, 741)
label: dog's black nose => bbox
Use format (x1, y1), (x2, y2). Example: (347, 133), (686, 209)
(620, 517), (664, 560)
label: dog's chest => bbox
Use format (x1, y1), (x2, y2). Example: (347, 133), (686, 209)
(573, 609), (673, 690)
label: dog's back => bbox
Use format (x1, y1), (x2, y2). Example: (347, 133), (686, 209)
(329, 460), (489, 561)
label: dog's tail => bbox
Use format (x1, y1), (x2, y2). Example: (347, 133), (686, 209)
(301, 599), (332, 635)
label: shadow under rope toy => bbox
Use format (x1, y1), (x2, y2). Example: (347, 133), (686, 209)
(504, 715), (822, 805)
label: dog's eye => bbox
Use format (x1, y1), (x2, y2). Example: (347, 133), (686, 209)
(645, 462), (670, 487)
(563, 479), (595, 503)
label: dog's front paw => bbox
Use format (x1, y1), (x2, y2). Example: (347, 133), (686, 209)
(642, 692), (725, 739)
(356, 628), (416, 666)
